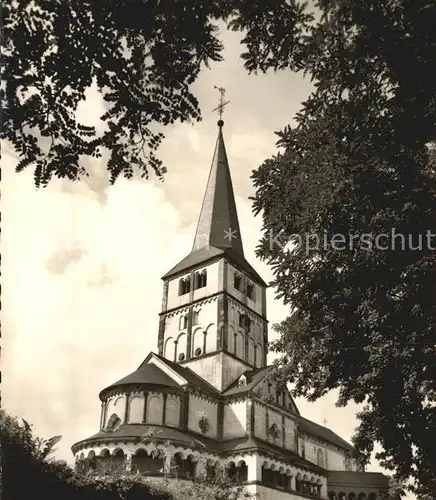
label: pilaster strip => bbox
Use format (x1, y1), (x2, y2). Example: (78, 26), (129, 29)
(102, 401), (107, 429)
(162, 393), (167, 425)
(180, 391), (189, 429)
(282, 413), (286, 448)
(143, 391), (148, 423)
(124, 394), (130, 424)
(265, 407), (269, 442)
(217, 401), (224, 440)
(222, 259), (228, 290)
(186, 270), (195, 359)
(158, 316), (166, 356)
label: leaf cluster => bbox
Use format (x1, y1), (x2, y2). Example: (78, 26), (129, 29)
(249, 1), (436, 498)
(3, 0), (309, 186)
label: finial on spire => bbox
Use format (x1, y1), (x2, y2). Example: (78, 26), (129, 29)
(212, 86), (230, 126)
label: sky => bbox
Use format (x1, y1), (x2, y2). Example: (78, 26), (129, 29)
(2, 23), (412, 497)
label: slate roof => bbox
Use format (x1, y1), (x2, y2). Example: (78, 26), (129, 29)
(161, 123), (267, 287)
(72, 424), (218, 454)
(73, 424), (327, 476)
(221, 436), (326, 474)
(297, 415), (353, 451)
(100, 363), (179, 398)
(327, 470), (389, 488)
(192, 124), (244, 256)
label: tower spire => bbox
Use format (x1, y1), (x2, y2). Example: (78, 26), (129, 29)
(192, 91), (243, 255)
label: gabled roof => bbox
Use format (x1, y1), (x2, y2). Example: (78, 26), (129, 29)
(144, 352), (220, 396)
(99, 352), (220, 399)
(222, 365), (273, 396)
(223, 365), (300, 416)
(297, 415), (353, 451)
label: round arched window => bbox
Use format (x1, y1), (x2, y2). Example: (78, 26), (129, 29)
(194, 347), (202, 356)
(178, 352), (185, 361)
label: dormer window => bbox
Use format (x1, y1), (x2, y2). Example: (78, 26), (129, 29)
(234, 273), (242, 291)
(195, 270), (207, 289)
(238, 374), (247, 386)
(179, 315), (188, 330)
(178, 276), (191, 296)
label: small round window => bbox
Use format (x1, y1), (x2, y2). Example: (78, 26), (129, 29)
(194, 347), (202, 357)
(178, 352), (185, 361)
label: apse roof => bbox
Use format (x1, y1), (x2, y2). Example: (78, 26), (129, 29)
(100, 363), (178, 397)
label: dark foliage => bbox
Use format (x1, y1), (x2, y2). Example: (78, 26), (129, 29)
(250, 2), (436, 498)
(2, 0), (310, 186)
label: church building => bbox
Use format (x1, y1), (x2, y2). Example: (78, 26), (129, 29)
(72, 118), (390, 500)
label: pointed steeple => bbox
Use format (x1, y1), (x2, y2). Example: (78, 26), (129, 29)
(192, 120), (244, 256)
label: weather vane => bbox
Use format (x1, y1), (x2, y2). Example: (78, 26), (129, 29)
(212, 85), (230, 122)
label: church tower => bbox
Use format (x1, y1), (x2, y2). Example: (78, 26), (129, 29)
(157, 119), (268, 391)
(72, 97), (389, 500)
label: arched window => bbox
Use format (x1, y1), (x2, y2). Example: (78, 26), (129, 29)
(234, 273), (242, 290)
(239, 313), (251, 331)
(179, 315), (188, 330)
(268, 423), (280, 441)
(239, 313), (245, 328)
(192, 311), (199, 326)
(317, 448), (325, 468)
(246, 317), (251, 332)
(105, 413), (121, 431)
(246, 283), (254, 300)
(178, 278), (184, 296)
(195, 270), (207, 289)
(178, 277), (191, 295)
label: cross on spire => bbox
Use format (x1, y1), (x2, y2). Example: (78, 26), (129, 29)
(212, 86), (230, 124)
(322, 417), (328, 427)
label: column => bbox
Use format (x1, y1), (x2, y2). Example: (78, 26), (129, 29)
(125, 452), (132, 472)
(164, 452), (173, 475)
(290, 475), (296, 491)
(246, 455), (262, 482)
(196, 455), (207, 478)
(320, 479), (328, 498)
